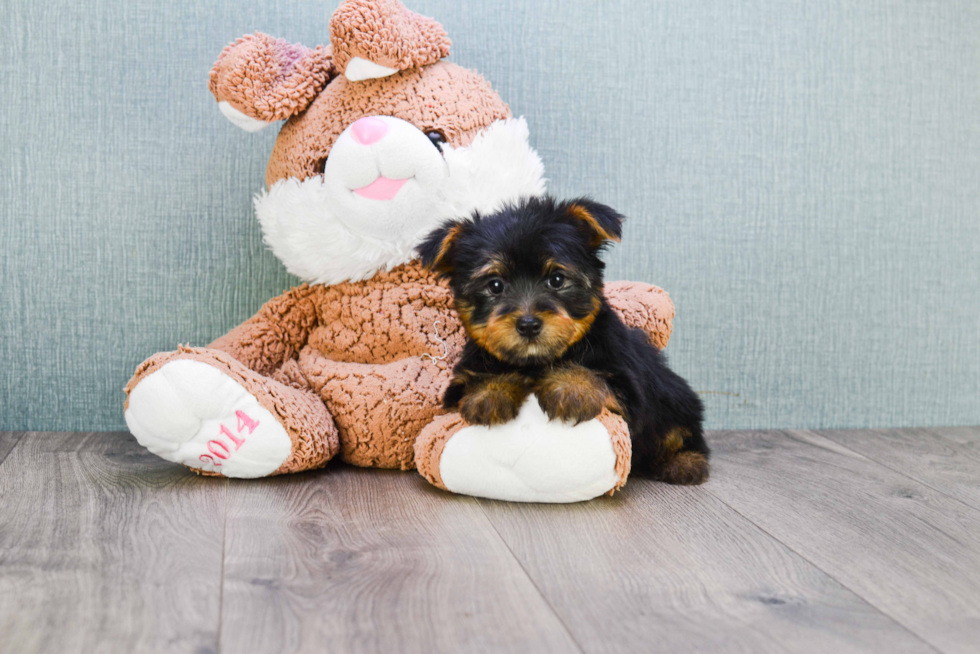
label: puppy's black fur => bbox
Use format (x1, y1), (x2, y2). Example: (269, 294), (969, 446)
(418, 196), (709, 484)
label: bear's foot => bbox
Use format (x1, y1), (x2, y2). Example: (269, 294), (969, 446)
(125, 348), (339, 478)
(415, 395), (631, 503)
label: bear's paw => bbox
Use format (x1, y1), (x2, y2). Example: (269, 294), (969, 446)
(125, 359), (292, 478)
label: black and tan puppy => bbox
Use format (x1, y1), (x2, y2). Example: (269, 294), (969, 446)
(418, 197), (709, 484)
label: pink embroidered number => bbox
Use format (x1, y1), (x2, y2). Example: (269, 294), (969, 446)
(197, 410), (260, 470)
(220, 425), (245, 449)
(208, 440), (230, 458)
(236, 410), (260, 434)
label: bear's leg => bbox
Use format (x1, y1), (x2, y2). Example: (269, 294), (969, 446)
(414, 398), (632, 503)
(125, 347), (339, 478)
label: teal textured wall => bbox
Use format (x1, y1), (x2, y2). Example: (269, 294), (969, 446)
(2, 0), (978, 431)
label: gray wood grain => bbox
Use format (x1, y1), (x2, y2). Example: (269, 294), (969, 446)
(708, 429), (980, 654)
(926, 426), (980, 445)
(3, 428), (978, 653)
(0, 432), (23, 466)
(0, 432), (226, 654)
(817, 427), (980, 511)
(219, 466), (580, 654)
(478, 479), (935, 654)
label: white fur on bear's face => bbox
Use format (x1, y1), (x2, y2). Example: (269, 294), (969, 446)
(253, 117), (546, 285)
(321, 116), (453, 244)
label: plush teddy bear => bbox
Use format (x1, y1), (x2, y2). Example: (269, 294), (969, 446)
(123, 0), (675, 502)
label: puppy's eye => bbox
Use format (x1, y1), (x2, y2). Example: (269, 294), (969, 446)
(547, 272), (566, 289)
(487, 278), (505, 295)
(426, 130), (446, 151)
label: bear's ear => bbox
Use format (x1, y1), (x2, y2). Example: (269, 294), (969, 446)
(563, 199), (624, 250)
(417, 221), (464, 275)
(209, 32), (336, 132)
(330, 0), (451, 82)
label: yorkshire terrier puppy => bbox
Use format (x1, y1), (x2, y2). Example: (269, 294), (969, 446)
(418, 197), (709, 484)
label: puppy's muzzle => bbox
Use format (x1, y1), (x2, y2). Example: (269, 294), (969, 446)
(516, 315), (543, 338)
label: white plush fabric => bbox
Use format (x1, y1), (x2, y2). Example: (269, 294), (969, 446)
(218, 101), (273, 132)
(344, 56), (399, 82)
(253, 117), (546, 285)
(438, 395), (620, 503)
(124, 360), (291, 478)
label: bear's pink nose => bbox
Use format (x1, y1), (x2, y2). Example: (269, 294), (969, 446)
(350, 117), (388, 145)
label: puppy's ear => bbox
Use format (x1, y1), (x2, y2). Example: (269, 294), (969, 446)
(563, 199), (624, 249)
(417, 221), (464, 275)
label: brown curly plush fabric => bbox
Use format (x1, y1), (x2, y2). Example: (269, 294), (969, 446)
(209, 33), (336, 122)
(597, 410), (632, 494)
(605, 281), (675, 349)
(330, 0), (451, 75)
(211, 261), (466, 470)
(414, 412), (463, 490)
(264, 61), (510, 186)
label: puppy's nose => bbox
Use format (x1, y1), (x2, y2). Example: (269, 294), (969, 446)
(516, 315), (543, 338)
(350, 117), (388, 145)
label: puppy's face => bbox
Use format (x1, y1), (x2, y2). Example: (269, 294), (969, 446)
(453, 248), (600, 365)
(419, 197), (624, 365)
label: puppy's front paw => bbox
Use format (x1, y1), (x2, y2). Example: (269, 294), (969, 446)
(459, 373), (531, 426)
(535, 365), (611, 425)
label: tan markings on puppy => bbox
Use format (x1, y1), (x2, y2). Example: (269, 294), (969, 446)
(456, 299), (526, 363)
(534, 296), (601, 359)
(604, 392), (624, 416)
(469, 295), (603, 363)
(544, 258), (593, 290)
(459, 372), (533, 426)
(662, 427), (691, 455)
(458, 293), (600, 364)
(476, 257), (508, 278)
(427, 223), (463, 273)
(535, 364), (612, 425)
(454, 298), (475, 327)
(542, 258), (570, 275)
(655, 451), (709, 485)
(454, 298), (483, 341)
(567, 203), (621, 247)
(481, 311), (532, 360)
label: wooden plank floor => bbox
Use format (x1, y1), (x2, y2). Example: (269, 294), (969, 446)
(1, 428), (978, 654)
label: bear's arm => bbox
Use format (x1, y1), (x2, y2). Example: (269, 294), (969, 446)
(208, 284), (323, 376)
(604, 281), (675, 350)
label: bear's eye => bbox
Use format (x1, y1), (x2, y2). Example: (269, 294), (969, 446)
(426, 130), (446, 151)
(487, 278), (505, 295)
(547, 272), (566, 289)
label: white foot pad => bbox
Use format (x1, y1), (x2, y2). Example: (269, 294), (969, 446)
(125, 360), (291, 478)
(218, 101), (272, 132)
(439, 395), (619, 503)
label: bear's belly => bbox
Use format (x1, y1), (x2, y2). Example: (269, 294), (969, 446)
(305, 265), (464, 365)
(306, 301), (463, 364)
